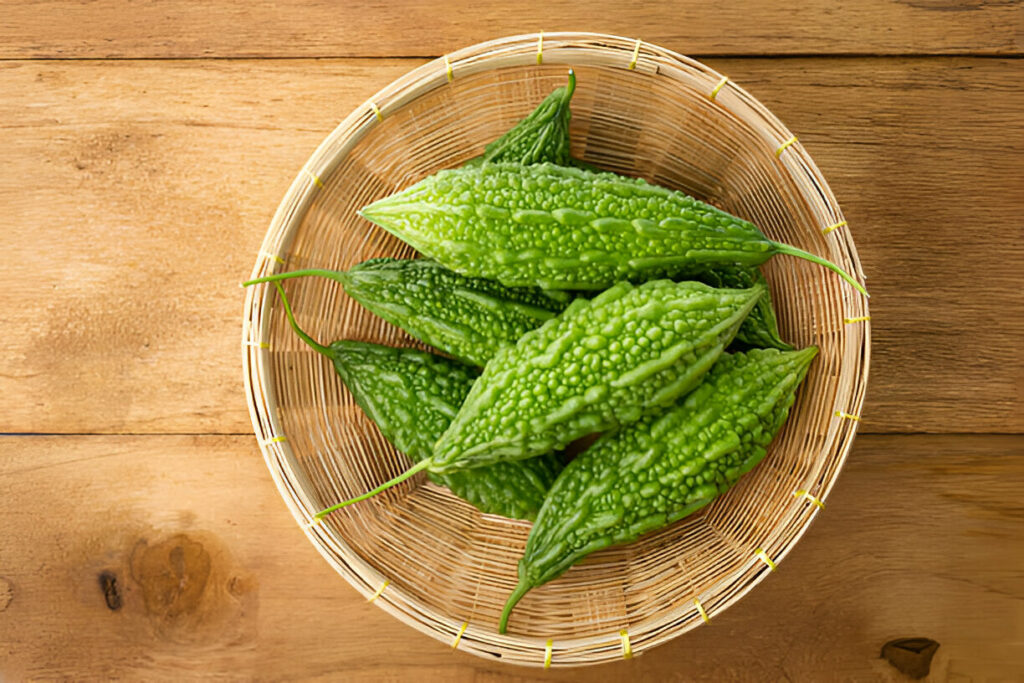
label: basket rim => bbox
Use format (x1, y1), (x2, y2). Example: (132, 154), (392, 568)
(241, 31), (870, 667)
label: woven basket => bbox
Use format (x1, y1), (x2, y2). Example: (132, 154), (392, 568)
(242, 32), (869, 667)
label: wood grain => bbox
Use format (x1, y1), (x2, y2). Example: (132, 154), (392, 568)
(0, 433), (1020, 680)
(2, 57), (1021, 435)
(3, 1), (1021, 59)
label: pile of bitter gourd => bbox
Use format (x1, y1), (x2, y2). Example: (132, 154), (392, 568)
(245, 71), (863, 633)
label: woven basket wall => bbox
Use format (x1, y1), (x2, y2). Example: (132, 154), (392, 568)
(242, 32), (870, 667)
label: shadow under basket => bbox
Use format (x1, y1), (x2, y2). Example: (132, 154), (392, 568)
(242, 32), (870, 667)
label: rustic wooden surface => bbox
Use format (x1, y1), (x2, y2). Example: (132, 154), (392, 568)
(2, 435), (1022, 680)
(4, 57), (1022, 436)
(3, 0), (1021, 57)
(2, 3), (1023, 680)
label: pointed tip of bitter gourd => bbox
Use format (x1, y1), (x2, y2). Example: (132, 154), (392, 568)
(787, 345), (819, 386)
(799, 344), (820, 362)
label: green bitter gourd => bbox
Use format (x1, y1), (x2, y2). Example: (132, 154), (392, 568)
(479, 69), (576, 166)
(245, 258), (571, 366)
(499, 345), (819, 632)
(475, 70), (787, 348)
(273, 283), (562, 521)
(313, 279), (764, 518)
(359, 162), (867, 296)
(245, 256), (790, 368)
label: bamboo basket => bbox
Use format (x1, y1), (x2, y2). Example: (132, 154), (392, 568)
(242, 32), (869, 667)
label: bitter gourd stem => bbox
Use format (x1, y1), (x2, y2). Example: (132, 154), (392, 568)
(242, 269), (350, 288)
(498, 580), (530, 634)
(769, 242), (869, 297)
(313, 460), (432, 518)
(273, 282), (332, 357)
(566, 68), (576, 98)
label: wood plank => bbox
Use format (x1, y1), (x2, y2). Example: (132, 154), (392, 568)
(1, 57), (1021, 434)
(3, 1), (1021, 59)
(0, 434), (1020, 679)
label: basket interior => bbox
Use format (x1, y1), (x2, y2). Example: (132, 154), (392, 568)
(255, 58), (863, 664)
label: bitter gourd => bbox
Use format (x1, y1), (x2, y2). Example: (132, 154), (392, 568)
(359, 162), (867, 296)
(499, 346), (819, 632)
(476, 72), (788, 349)
(273, 283), (562, 521)
(245, 258), (571, 366)
(314, 279), (762, 516)
(433, 279), (763, 470)
(480, 69), (576, 166)
(475, 71), (789, 349)
(475, 71), (787, 348)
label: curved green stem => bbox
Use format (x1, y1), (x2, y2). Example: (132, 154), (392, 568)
(273, 282), (332, 357)
(565, 68), (576, 98)
(770, 242), (869, 298)
(314, 459), (432, 518)
(499, 579), (531, 634)
(243, 268), (350, 288)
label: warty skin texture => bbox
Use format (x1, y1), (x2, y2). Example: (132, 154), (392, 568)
(500, 346), (819, 632)
(360, 162), (868, 296)
(341, 258), (569, 367)
(272, 281), (563, 520)
(328, 342), (563, 521)
(360, 162), (774, 290)
(432, 279), (764, 472)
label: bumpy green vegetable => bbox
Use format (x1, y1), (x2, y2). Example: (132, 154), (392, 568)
(359, 162), (867, 296)
(245, 258), (788, 364)
(475, 72), (788, 350)
(474, 71), (788, 349)
(245, 258), (570, 366)
(314, 279), (762, 516)
(432, 279), (763, 470)
(694, 268), (790, 350)
(480, 69), (576, 165)
(272, 283), (562, 520)
(499, 346), (818, 632)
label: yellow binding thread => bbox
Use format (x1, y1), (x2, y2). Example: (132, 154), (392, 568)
(244, 340), (270, 349)
(451, 621), (468, 649)
(709, 76), (729, 101)
(444, 54), (454, 83)
(794, 490), (826, 509)
(822, 220), (847, 235)
(260, 435), (286, 446)
(755, 548), (777, 571)
(619, 629), (633, 659)
(628, 39), (641, 70)
(835, 410), (861, 422)
(367, 581), (389, 603)
(536, 31), (544, 64)
(775, 135), (798, 158)
(369, 101), (382, 122)
(260, 251), (286, 265)
(302, 168), (324, 189)
(844, 315), (871, 324)
(694, 598), (710, 624)
(544, 639), (553, 668)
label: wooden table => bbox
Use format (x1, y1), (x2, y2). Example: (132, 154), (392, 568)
(2, 3), (1022, 680)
